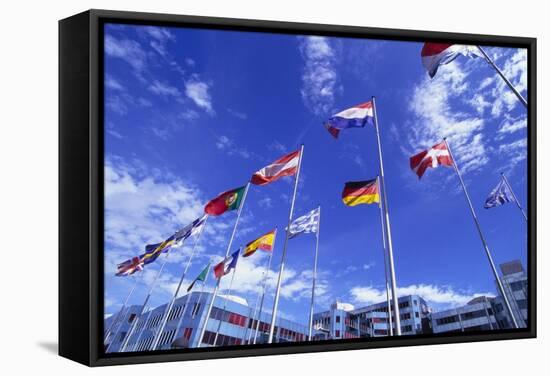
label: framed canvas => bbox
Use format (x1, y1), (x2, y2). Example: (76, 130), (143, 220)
(59, 9), (536, 366)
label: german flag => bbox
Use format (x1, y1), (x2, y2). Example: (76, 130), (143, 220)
(342, 179), (380, 206)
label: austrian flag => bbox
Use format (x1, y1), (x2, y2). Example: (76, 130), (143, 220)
(421, 43), (483, 78)
(410, 141), (453, 179)
(251, 150), (300, 186)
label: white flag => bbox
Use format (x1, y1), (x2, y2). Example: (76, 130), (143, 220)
(288, 207), (320, 239)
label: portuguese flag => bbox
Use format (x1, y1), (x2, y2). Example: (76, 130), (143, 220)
(342, 178), (380, 206)
(204, 185), (246, 216)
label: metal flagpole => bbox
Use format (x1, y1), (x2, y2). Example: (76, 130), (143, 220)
(104, 273), (140, 345)
(308, 206), (321, 341)
(501, 173), (528, 222)
(268, 144), (304, 344)
(172, 266), (212, 348)
(197, 182), (251, 347)
(131, 308), (153, 351)
(119, 250), (173, 352)
(244, 293), (259, 344)
(149, 217), (209, 350)
(212, 250), (241, 346)
(443, 138), (519, 329)
(371, 97), (402, 335)
(376, 176), (394, 336)
(476, 46), (528, 108)
(253, 248), (275, 344)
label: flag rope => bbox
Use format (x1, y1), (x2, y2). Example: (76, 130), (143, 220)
(501, 173), (528, 222)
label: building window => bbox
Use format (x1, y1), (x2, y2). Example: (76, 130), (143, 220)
(415, 312), (419, 318)
(436, 315), (459, 325)
(517, 299), (527, 310)
(128, 313), (136, 323)
(336, 316), (341, 323)
(510, 281), (525, 291)
(335, 330), (340, 337)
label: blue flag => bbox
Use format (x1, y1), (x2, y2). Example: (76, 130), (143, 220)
(484, 178), (514, 209)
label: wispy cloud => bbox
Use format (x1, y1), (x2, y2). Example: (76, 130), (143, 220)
(148, 80), (181, 98)
(215, 135), (255, 159)
(185, 78), (214, 114)
(350, 283), (493, 311)
(105, 35), (147, 75)
(299, 36), (339, 116)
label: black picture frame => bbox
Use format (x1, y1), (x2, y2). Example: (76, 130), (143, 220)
(59, 8), (537, 367)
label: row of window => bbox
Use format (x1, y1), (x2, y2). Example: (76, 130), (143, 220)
(209, 307), (248, 327)
(202, 330), (243, 346)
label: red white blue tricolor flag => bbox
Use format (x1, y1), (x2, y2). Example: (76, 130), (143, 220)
(421, 43), (483, 78)
(324, 101), (374, 139)
(213, 249), (240, 279)
(410, 141), (453, 179)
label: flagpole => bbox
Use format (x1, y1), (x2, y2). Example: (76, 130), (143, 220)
(444, 138), (519, 329)
(371, 97), (401, 335)
(212, 251), (240, 346)
(119, 251), (172, 352)
(197, 182), (251, 347)
(308, 206), (321, 341)
(253, 247), (275, 344)
(268, 144), (305, 344)
(244, 291), (261, 344)
(476, 46), (528, 108)
(173, 267), (211, 348)
(104, 272), (140, 345)
(501, 173), (528, 222)
(376, 176), (394, 336)
(149, 217), (209, 351)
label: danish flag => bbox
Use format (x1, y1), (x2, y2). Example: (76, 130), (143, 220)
(410, 141), (453, 179)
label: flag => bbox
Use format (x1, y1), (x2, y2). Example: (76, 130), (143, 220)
(324, 101), (374, 138)
(140, 235), (176, 265)
(251, 150), (300, 186)
(204, 186), (246, 216)
(116, 256), (143, 276)
(140, 216), (208, 266)
(288, 207), (320, 239)
(213, 249), (240, 279)
(187, 263), (210, 292)
(421, 43), (483, 78)
(174, 215), (208, 241)
(484, 178), (514, 209)
(243, 229), (276, 257)
(410, 141), (453, 179)
(342, 179), (380, 206)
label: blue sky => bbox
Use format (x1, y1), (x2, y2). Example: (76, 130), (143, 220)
(103, 23), (528, 325)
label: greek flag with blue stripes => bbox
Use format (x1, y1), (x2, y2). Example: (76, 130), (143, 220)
(484, 178), (514, 209)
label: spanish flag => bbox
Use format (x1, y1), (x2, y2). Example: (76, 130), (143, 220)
(243, 229), (276, 257)
(342, 179), (380, 206)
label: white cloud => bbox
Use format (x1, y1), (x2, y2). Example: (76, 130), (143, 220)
(407, 61), (488, 175)
(350, 283), (493, 311)
(105, 35), (147, 73)
(215, 135), (254, 159)
(299, 36), (339, 116)
(105, 75), (125, 91)
(185, 79), (213, 114)
(497, 115), (527, 137)
(148, 80), (181, 98)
